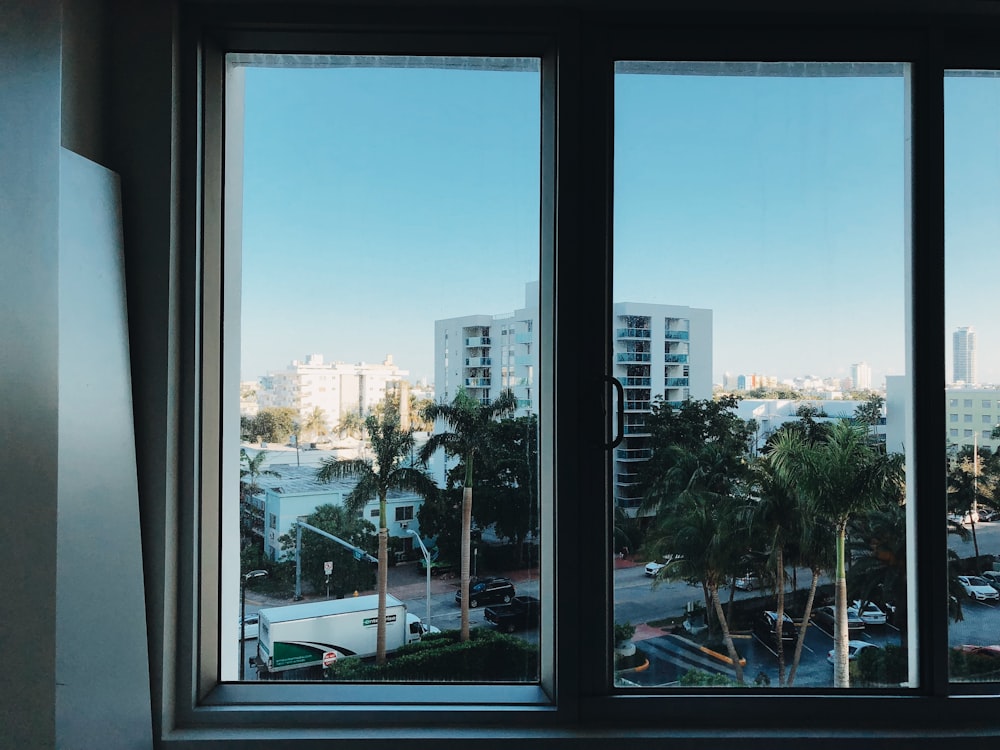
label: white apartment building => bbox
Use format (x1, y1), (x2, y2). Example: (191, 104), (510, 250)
(884, 378), (1000, 456)
(434, 285), (713, 515)
(255, 353), (409, 434)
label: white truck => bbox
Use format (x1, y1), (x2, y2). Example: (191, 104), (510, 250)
(255, 594), (431, 679)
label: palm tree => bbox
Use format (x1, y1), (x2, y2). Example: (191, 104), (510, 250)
(748, 455), (803, 686)
(419, 387), (517, 641)
(315, 412), (437, 665)
(239, 449), (280, 537)
(336, 410), (365, 440)
(769, 420), (903, 688)
(301, 406), (327, 443)
(642, 444), (748, 684)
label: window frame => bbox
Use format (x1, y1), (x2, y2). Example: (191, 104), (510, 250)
(166, 2), (1000, 746)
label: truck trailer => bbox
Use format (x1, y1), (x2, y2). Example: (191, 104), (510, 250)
(255, 594), (429, 679)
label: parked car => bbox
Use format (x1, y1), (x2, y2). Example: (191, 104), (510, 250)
(980, 570), (1000, 592)
(645, 560), (666, 577)
(455, 576), (516, 608)
(828, 640), (881, 664)
(958, 575), (1000, 602)
(484, 595), (541, 633)
(734, 573), (762, 591)
(849, 600), (888, 626)
(811, 605), (865, 635)
(239, 613), (259, 640)
(753, 610), (796, 650)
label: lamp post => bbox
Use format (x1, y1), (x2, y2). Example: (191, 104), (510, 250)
(407, 529), (432, 633)
(240, 569), (268, 680)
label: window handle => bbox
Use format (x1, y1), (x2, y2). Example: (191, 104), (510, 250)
(604, 376), (624, 449)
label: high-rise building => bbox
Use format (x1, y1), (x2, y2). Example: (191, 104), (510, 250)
(434, 284), (713, 515)
(851, 361), (872, 390)
(953, 326), (978, 385)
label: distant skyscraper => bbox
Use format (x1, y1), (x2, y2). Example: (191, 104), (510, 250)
(953, 326), (978, 384)
(851, 362), (872, 391)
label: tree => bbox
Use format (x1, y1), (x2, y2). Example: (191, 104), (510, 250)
(854, 394), (885, 448)
(336, 410), (365, 440)
(247, 406), (298, 444)
(748, 456), (803, 686)
(462, 415), (539, 565)
(278, 504), (377, 596)
(769, 420), (904, 687)
(641, 444), (749, 684)
(419, 387), (517, 641)
(301, 406), (328, 442)
(239, 449), (279, 543)
(315, 411), (438, 665)
(948, 445), (999, 562)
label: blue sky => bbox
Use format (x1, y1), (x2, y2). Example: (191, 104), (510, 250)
(239, 62), (1000, 387)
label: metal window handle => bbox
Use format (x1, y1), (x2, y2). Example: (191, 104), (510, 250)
(604, 376), (624, 449)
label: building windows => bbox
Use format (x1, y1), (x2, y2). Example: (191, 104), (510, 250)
(394, 505), (414, 522)
(952, 413), (960, 422)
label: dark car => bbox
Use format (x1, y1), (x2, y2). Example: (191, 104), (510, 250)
(811, 605), (865, 636)
(484, 595), (541, 633)
(455, 576), (516, 608)
(753, 610), (797, 651)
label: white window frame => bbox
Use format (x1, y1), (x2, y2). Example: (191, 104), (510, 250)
(157, 3), (1000, 747)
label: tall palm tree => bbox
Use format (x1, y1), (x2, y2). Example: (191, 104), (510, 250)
(642, 444), (748, 683)
(769, 420), (903, 687)
(301, 406), (327, 442)
(315, 412), (437, 665)
(748, 455), (803, 686)
(239, 449), (280, 537)
(419, 387), (517, 641)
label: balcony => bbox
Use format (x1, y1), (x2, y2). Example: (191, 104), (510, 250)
(514, 354), (534, 366)
(623, 424), (648, 435)
(622, 377), (651, 387)
(616, 327), (651, 339)
(616, 352), (652, 363)
(665, 377), (689, 387)
(465, 336), (491, 346)
(664, 354), (689, 363)
(515, 332), (532, 344)
(616, 447), (652, 460)
(664, 330), (690, 340)
(465, 357), (492, 367)
(624, 400), (651, 411)
(465, 378), (492, 387)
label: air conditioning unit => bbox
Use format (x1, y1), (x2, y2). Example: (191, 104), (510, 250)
(399, 521), (409, 530)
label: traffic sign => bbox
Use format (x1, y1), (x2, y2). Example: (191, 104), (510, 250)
(324, 560), (333, 575)
(322, 651), (337, 666)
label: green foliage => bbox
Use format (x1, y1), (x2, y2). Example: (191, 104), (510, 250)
(323, 628), (538, 682)
(416, 487), (462, 562)
(244, 407), (299, 444)
(465, 415), (539, 554)
(855, 645), (908, 686)
(278, 504), (376, 596)
(950, 647), (1000, 682)
(679, 669), (744, 687)
(613, 621), (636, 644)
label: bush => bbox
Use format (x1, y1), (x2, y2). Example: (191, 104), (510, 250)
(854, 644), (908, 686)
(613, 621), (636, 645)
(324, 629), (538, 682)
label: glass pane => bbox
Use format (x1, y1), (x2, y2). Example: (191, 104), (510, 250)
(945, 71), (1000, 684)
(612, 61), (910, 689)
(227, 56), (541, 683)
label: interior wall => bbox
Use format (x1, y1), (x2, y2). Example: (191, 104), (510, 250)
(0, 1), (63, 747)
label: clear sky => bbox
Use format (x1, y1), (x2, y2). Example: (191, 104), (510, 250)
(239, 61), (1000, 388)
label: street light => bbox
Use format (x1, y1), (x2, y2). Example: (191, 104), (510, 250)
(240, 569), (268, 680)
(407, 529), (432, 633)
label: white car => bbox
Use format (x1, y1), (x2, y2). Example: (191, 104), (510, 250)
(734, 573), (761, 591)
(980, 570), (1000, 592)
(239, 613), (259, 640)
(849, 600), (888, 626)
(645, 561), (666, 577)
(828, 640), (881, 664)
(958, 575), (1000, 602)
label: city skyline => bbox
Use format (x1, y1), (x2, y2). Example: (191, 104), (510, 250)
(238, 63), (1000, 389)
